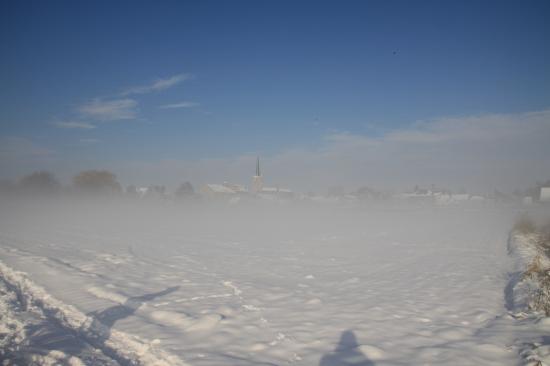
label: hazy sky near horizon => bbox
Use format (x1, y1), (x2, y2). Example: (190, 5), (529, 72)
(1, 0), (549, 193)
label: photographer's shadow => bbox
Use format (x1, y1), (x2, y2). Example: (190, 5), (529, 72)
(319, 330), (375, 366)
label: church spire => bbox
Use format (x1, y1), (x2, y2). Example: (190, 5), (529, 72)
(251, 156), (263, 194)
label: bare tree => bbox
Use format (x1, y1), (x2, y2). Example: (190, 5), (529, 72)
(18, 171), (60, 196)
(175, 181), (194, 197)
(73, 170), (122, 195)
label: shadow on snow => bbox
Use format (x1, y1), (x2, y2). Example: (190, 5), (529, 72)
(319, 330), (375, 366)
(9, 286), (179, 365)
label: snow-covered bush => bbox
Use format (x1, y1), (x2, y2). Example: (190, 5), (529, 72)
(510, 216), (550, 316)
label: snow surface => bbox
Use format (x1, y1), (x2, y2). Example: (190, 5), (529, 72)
(0, 199), (549, 365)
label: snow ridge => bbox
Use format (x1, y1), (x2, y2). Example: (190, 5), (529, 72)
(0, 259), (188, 366)
(506, 230), (550, 365)
(507, 231), (550, 314)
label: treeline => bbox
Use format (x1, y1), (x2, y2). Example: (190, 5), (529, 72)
(0, 170), (195, 200)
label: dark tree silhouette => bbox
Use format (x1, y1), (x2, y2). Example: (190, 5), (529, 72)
(175, 181), (194, 197)
(18, 171), (60, 196)
(73, 170), (122, 195)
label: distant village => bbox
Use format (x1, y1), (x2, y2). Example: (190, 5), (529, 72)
(162, 158), (550, 206)
(1, 158), (550, 207)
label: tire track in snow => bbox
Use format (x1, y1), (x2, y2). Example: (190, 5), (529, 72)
(0, 259), (188, 366)
(0, 275), (118, 365)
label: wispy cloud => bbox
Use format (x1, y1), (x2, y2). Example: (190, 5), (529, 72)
(52, 121), (96, 129)
(121, 73), (192, 96)
(159, 101), (200, 109)
(72, 73), (193, 124)
(79, 98), (138, 121)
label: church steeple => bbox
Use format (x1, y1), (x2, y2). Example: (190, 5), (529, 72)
(251, 156), (263, 194)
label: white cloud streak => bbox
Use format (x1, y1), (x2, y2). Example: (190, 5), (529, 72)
(121, 73), (192, 96)
(79, 98), (138, 121)
(159, 101), (200, 109)
(52, 121), (96, 129)
(73, 73), (192, 124)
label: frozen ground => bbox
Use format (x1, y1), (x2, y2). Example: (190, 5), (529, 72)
(0, 199), (549, 365)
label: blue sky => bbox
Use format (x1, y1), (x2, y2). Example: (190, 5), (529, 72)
(0, 1), (549, 191)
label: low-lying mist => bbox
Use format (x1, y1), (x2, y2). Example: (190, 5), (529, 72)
(0, 193), (533, 249)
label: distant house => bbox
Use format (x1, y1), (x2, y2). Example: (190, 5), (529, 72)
(308, 195), (340, 204)
(135, 185), (166, 199)
(136, 187), (149, 197)
(541, 187), (550, 202)
(136, 186), (165, 199)
(434, 193), (470, 206)
(355, 186), (378, 200)
(343, 194), (359, 203)
(395, 190), (434, 205)
(258, 186), (294, 200)
(200, 183), (250, 204)
(200, 183), (236, 198)
(222, 182), (247, 194)
(470, 195), (485, 202)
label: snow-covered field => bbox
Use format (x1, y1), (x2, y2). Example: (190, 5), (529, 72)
(0, 199), (549, 365)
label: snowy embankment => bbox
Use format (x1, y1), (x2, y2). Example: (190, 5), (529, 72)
(0, 259), (186, 366)
(506, 226), (550, 364)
